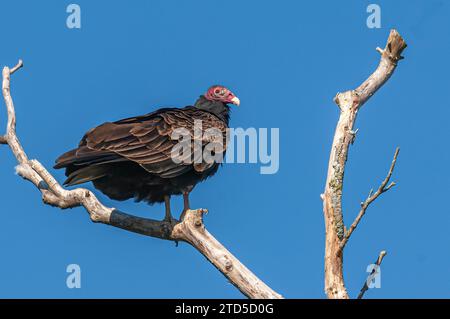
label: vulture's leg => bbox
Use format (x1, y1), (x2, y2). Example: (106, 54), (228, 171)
(163, 195), (175, 223)
(180, 192), (190, 221)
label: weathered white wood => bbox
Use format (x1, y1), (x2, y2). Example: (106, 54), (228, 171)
(322, 30), (406, 299)
(1, 61), (282, 299)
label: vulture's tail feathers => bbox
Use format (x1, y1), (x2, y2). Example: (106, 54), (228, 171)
(54, 147), (121, 169)
(54, 147), (124, 186)
(63, 165), (109, 186)
(54, 149), (77, 169)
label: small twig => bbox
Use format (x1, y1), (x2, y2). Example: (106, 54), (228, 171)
(0, 135), (6, 144)
(340, 148), (400, 250)
(357, 250), (387, 299)
(10, 59), (23, 75)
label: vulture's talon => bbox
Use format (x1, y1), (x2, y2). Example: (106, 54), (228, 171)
(163, 215), (178, 228)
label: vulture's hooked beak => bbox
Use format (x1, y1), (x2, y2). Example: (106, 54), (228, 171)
(231, 96), (240, 106)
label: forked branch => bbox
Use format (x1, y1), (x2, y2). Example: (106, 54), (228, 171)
(0, 60), (282, 299)
(322, 30), (406, 299)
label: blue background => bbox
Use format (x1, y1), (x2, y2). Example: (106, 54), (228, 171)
(0, 0), (448, 298)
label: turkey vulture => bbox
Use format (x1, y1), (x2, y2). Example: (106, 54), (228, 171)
(54, 85), (240, 222)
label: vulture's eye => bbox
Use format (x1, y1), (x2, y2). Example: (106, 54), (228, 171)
(214, 89), (221, 95)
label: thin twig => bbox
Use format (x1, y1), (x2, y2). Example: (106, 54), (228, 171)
(340, 147), (400, 250)
(357, 250), (387, 299)
(10, 59), (23, 74)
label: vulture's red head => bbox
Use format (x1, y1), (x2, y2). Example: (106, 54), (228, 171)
(205, 85), (240, 106)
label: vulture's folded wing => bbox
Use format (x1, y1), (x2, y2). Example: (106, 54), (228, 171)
(54, 107), (228, 185)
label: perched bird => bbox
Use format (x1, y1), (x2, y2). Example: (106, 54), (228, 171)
(54, 85), (240, 222)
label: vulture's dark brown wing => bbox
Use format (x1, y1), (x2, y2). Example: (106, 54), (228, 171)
(54, 106), (228, 186)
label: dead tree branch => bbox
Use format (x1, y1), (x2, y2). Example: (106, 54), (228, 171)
(321, 29), (406, 299)
(357, 250), (387, 299)
(340, 148), (399, 250)
(0, 60), (282, 299)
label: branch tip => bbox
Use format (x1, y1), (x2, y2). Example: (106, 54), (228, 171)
(384, 30), (407, 63)
(10, 59), (23, 75)
(357, 250), (388, 299)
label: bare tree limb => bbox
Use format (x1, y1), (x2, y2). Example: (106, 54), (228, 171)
(357, 250), (387, 299)
(1, 60), (282, 299)
(321, 30), (406, 299)
(340, 148), (399, 250)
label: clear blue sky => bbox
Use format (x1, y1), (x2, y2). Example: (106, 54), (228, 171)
(0, 0), (449, 298)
